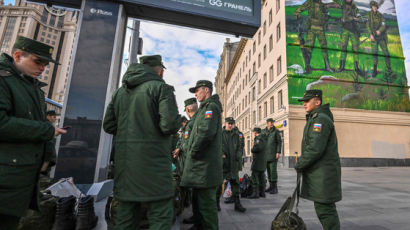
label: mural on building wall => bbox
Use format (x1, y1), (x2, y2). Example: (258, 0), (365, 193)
(286, 0), (410, 112)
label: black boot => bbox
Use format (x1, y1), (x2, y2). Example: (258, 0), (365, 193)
(217, 196), (221, 211)
(372, 64), (378, 78)
(270, 182), (278, 194)
(187, 224), (201, 230)
(183, 215), (198, 224)
(259, 187), (266, 198)
(224, 196), (234, 204)
(52, 196), (76, 230)
(75, 195), (98, 230)
(324, 58), (334, 73)
(265, 183), (272, 193)
(338, 60), (345, 72)
(248, 187), (259, 199)
(234, 196), (246, 213)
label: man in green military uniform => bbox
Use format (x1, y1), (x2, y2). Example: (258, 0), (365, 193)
(181, 80), (223, 230)
(0, 36), (66, 230)
(103, 55), (181, 230)
(248, 127), (267, 199)
(333, 0), (362, 74)
(367, 0), (392, 77)
(296, 89), (342, 230)
(294, 0), (334, 73)
(263, 118), (282, 194)
(233, 124), (245, 172)
(216, 117), (246, 212)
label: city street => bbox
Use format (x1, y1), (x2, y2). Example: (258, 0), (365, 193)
(95, 166), (410, 230)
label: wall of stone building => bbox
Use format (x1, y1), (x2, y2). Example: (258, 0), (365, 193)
(286, 105), (410, 167)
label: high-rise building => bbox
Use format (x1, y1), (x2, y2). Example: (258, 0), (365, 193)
(216, 0), (409, 167)
(0, 0), (78, 104)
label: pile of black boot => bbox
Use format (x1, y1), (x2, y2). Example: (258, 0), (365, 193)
(52, 195), (98, 230)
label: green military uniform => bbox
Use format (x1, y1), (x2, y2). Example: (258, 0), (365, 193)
(296, 90), (342, 230)
(248, 128), (267, 199)
(181, 80), (223, 230)
(263, 119), (282, 194)
(295, 0), (333, 73)
(234, 127), (245, 171)
(367, 1), (391, 77)
(103, 55), (181, 230)
(0, 37), (57, 230)
(333, 0), (361, 72)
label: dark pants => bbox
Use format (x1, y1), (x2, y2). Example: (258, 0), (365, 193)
(114, 197), (173, 230)
(0, 213), (20, 230)
(192, 187), (218, 230)
(251, 171), (266, 188)
(266, 161), (278, 183)
(314, 202), (340, 230)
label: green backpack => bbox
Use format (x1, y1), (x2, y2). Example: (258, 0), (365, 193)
(271, 174), (306, 230)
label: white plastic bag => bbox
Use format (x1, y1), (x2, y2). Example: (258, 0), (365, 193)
(46, 177), (83, 198)
(223, 182), (232, 198)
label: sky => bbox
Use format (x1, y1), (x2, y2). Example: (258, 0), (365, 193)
(4, 0), (410, 112)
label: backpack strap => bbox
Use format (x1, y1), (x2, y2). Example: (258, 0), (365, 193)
(287, 173), (302, 214)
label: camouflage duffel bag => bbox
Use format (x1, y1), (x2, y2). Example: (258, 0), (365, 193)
(271, 174), (306, 230)
(18, 193), (59, 230)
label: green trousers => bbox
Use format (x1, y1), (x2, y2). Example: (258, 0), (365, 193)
(314, 202), (340, 230)
(340, 29), (359, 62)
(371, 38), (391, 71)
(266, 161), (278, 183)
(0, 213), (20, 230)
(114, 197), (173, 230)
(305, 27), (329, 61)
(251, 171), (266, 188)
(192, 187), (218, 230)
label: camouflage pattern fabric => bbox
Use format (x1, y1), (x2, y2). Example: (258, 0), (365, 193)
(17, 193), (58, 230)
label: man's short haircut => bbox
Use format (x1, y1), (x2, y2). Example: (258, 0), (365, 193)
(186, 103), (198, 113)
(11, 48), (30, 57)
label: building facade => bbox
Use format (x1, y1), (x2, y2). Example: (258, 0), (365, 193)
(216, 0), (410, 167)
(0, 0), (78, 105)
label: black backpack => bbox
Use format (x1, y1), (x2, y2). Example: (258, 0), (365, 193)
(240, 174), (253, 198)
(271, 173), (306, 230)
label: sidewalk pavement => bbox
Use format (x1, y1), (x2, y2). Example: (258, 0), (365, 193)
(94, 167), (410, 230)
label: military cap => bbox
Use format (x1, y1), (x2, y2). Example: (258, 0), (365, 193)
(46, 110), (56, 116)
(298, 89), (322, 102)
(184, 97), (197, 107)
(225, 117), (235, 123)
(253, 127), (261, 133)
(189, 80), (213, 93)
(266, 118), (275, 123)
(181, 116), (188, 122)
(370, 0), (379, 8)
(13, 36), (58, 64)
(139, 55), (166, 69)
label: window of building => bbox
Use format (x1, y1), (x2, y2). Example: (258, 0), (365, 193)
(41, 8), (48, 23)
(258, 31), (261, 44)
(270, 96), (275, 114)
(44, 76), (48, 80)
(41, 31), (46, 36)
(258, 80), (261, 94)
(264, 102), (267, 118)
(253, 110), (256, 124)
(249, 92), (251, 104)
(277, 56), (282, 76)
(47, 34), (51, 38)
(0, 17), (17, 53)
(248, 50), (251, 61)
(50, 15), (56, 27)
(276, 0), (280, 13)
(258, 106), (262, 121)
(258, 53), (261, 67)
(277, 23), (281, 41)
(253, 42), (256, 54)
(263, 73), (267, 89)
(269, 9), (273, 25)
(253, 62), (256, 75)
(263, 21), (266, 35)
(263, 45), (267, 60)
(252, 87), (255, 101)
(40, 37), (44, 42)
(269, 35), (273, 51)
(51, 41), (55, 45)
(269, 65), (274, 82)
(245, 95), (248, 107)
(53, 35), (57, 40)
(278, 90), (283, 109)
(57, 15), (65, 28)
(46, 39), (50, 43)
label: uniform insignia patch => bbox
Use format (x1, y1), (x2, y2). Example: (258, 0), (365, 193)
(205, 111), (213, 119)
(239, 134), (243, 138)
(184, 131), (189, 139)
(313, 123), (322, 132)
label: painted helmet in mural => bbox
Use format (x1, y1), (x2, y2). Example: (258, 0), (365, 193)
(370, 0), (379, 8)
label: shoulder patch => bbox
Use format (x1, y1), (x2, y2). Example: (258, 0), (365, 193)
(184, 131), (189, 139)
(239, 133), (243, 138)
(0, 70), (11, 77)
(313, 123), (322, 132)
(204, 110), (213, 119)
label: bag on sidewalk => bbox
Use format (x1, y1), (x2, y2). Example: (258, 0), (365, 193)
(240, 174), (252, 198)
(271, 173), (306, 230)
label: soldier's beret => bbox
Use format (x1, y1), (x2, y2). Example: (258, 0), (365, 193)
(189, 80), (213, 93)
(298, 89), (322, 102)
(13, 36), (58, 64)
(139, 55), (166, 69)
